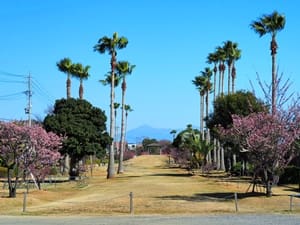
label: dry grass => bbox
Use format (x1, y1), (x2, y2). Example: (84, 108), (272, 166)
(0, 155), (299, 216)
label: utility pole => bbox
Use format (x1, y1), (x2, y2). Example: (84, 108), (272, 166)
(24, 73), (32, 127)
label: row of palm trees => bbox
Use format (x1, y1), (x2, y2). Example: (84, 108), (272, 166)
(93, 32), (135, 178)
(57, 58), (90, 100)
(57, 33), (135, 179)
(192, 40), (241, 170)
(192, 10), (285, 171)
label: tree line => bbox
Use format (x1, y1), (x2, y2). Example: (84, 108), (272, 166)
(170, 11), (300, 197)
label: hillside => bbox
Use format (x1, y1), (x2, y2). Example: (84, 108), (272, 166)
(126, 125), (174, 143)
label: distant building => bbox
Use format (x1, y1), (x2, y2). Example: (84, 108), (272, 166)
(146, 143), (162, 155)
(127, 143), (137, 151)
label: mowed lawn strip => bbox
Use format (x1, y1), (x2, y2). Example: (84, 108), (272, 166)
(0, 155), (298, 215)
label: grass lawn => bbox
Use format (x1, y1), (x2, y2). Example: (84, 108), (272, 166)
(0, 155), (299, 215)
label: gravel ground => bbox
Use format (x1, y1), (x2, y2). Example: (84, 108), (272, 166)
(1, 214), (300, 225)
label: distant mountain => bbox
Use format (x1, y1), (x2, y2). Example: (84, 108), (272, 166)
(126, 125), (173, 143)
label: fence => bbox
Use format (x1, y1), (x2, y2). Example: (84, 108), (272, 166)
(289, 194), (300, 211)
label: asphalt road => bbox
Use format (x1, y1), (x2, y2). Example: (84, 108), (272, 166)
(1, 214), (300, 225)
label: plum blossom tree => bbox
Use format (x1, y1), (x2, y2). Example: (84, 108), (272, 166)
(222, 112), (300, 197)
(0, 122), (62, 197)
(24, 126), (62, 189)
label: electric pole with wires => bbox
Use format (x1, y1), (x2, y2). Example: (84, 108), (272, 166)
(24, 73), (32, 127)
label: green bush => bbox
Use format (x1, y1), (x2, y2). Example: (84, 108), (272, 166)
(0, 167), (7, 178)
(279, 166), (300, 184)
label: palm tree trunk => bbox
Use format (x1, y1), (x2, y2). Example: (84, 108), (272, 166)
(231, 64), (236, 93)
(107, 53), (116, 179)
(216, 140), (221, 170)
(118, 79), (126, 174)
(200, 95), (204, 140)
(271, 36), (277, 116)
(218, 64), (222, 96)
(213, 138), (217, 166)
(221, 63), (225, 95)
(205, 92), (211, 163)
(227, 63), (231, 95)
(79, 80), (83, 99)
(213, 67), (217, 102)
(67, 74), (71, 99)
(213, 66), (217, 167)
(220, 146), (225, 170)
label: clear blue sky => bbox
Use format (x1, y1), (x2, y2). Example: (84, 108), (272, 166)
(0, 0), (299, 131)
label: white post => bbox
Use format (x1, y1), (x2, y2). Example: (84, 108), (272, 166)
(129, 192), (134, 214)
(234, 193), (238, 212)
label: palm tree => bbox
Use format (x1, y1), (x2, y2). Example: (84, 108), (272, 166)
(170, 129), (177, 141)
(201, 67), (213, 132)
(215, 47), (226, 96)
(215, 47), (226, 169)
(115, 61), (135, 174)
(207, 52), (219, 166)
(71, 63), (91, 99)
(231, 44), (241, 93)
(113, 102), (120, 150)
(201, 67), (213, 163)
(124, 104), (133, 151)
(100, 72), (121, 87)
(57, 57), (73, 99)
(94, 32), (128, 179)
(207, 52), (218, 101)
(223, 41), (241, 94)
(250, 11), (285, 115)
(192, 75), (205, 139)
(223, 41), (235, 95)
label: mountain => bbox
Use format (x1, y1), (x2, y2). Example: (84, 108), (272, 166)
(126, 125), (173, 143)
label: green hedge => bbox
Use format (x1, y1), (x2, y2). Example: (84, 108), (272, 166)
(0, 167), (7, 178)
(279, 166), (300, 184)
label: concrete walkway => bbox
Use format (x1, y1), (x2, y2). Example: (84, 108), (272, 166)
(1, 214), (300, 225)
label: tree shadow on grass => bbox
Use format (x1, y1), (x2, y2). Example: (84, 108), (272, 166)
(157, 192), (267, 202)
(147, 173), (194, 177)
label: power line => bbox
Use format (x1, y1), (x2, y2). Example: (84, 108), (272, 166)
(31, 77), (55, 103)
(0, 70), (26, 78)
(0, 80), (25, 84)
(0, 91), (24, 100)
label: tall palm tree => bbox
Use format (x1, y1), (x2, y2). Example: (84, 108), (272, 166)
(207, 52), (218, 101)
(207, 52), (219, 166)
(115, 61), (135, 174)
(71, 63), (91, 99)
(57, 58), (73, 99)
(201, 67), (213, 163)
(124, 104), (133, 151)
(113, 102), (120, 148)
(201, 67), (213, 132)
(250, 11), (285, 115)
(215, 47), (226, 96)
(223, 41), (241, 94)
(215, 47), (226, 169)
(192, 75), (206, 139)
(94, 32), (128, 179)
(231, 45), (241, 93)
(223, 41), (235, 95)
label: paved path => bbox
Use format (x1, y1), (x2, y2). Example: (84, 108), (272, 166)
(1, 214), (300, 225)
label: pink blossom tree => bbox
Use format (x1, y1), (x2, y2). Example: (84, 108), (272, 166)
(0, 122), (62, 197)
(0, 122), (28, 197)
(221, 112), (300, 197)
(24, 126), (62, 189)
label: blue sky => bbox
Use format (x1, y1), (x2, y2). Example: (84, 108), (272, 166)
(0, 0), (299, 131)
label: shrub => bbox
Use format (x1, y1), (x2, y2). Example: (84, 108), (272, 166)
(123, 151), (136, 161)
(0, 166), (7, 178)
(279, 166), (300, 184)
